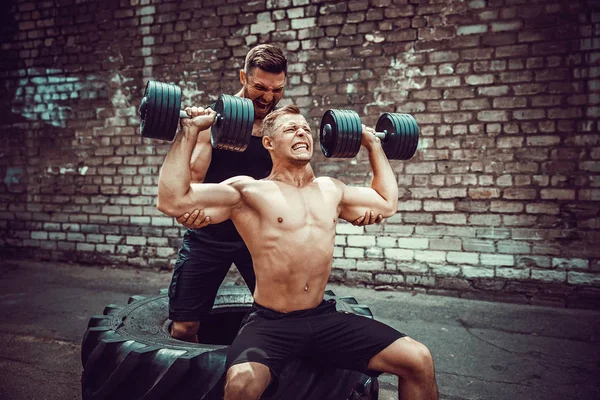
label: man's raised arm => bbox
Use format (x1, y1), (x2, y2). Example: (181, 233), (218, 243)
(338, 124), (399, 220)
(156, 107), (242, 224)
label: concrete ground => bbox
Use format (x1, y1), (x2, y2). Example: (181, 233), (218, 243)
(0, 259), (599, 400)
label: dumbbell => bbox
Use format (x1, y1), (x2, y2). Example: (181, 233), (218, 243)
(138, 80), (255, 152)
(319, 110), (419, 160)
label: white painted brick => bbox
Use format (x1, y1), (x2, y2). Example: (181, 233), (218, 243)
(397, 238), (429, 249)
(334, 235), (346, 245)
(96, 244), (115, 253)
(462, 266), (494, 278)
(76, 243), (95, 252)
(481, 254), (514, 266)
(406, 275), (436, 287)
(127, 236), (147, 245)
(31, 231), (48, 240)
(116, 245), (136, 255)
(333, 246), (344, 257)
(447, 252), (479, 264)
(87, 234), (105, 243)
(345, 247), (364, 258)
(397, 200), (422, 211)
(552, 258), (589, 269)
(332, 258), (356, 270)
(347, 235), (377, 247)
(496, 268), (530, 279)
(432, 265), (461, 277)
(152, 217), (174, 226)
(375, 273), (405, 284)
(568, 271), (600, 285)
(531, 270), (566, 283)
(366, 247), (383, 258)
(377, 237), (397, 248)
(357, 260), (385, 271)
(156, 247), (177, 258)
(397, 262), (430, 274)
(336, 223), (364, 235)
(384, 248), (414, 261)
(414, 250), (446, 263)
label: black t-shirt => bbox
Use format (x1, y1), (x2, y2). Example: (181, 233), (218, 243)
(187, 111), (273, 242)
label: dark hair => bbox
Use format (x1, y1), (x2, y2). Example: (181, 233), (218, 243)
(244, 44), (288, 76)
(262, 104), (301, 137)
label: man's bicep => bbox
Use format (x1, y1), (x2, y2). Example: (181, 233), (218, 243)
(340, 185), (394, 221)
(185, 183), (241, 223)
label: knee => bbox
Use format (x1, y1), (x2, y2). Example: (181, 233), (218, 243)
(225, 365), (269, 400)
(404, 340), (435, 379)
(170, 321), (200, 342)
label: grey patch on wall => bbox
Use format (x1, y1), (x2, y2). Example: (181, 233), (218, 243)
(4, 167), (24, 186)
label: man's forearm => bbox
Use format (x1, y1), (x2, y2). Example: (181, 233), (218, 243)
(189, 129), (212, 183)
(367, 142), (399, 210)
(157, 127), (199, 213)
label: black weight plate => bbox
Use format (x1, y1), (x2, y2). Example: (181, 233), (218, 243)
(237, 96), (251, 152)
(337, 110), (352, 158)
(340, 110), (354, 158)
(156, 82), (172, 140)
(139, 81), (154, 138)
(376, 113), (398, 159)
(229, 96), (243, 152)
(211, 95), (228, 150)
(395, 114), (412, 160)
(338, 110), (351, 158)
(395, 114), (416, 160)
(397, 113), (416, 160)
(150, 81), (166, 140)
(140, 81), (156, 139)
(319, 110), (337, 158)
(404, 114), (419, 160)
(166, 83), (182, 141)
(347, 110), (362, 158)
(162, 83), (176, 142)
(238, 97), (253, 152)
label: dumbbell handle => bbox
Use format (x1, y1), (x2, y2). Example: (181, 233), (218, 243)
(179, 110), (222, 122)
(323, 123), (387, 143)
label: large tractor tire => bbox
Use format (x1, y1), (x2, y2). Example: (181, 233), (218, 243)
(81, 286), (379, 400)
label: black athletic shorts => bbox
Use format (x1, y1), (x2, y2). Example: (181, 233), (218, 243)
(168, 230), (256, 322)
(226, 299), (406, 379)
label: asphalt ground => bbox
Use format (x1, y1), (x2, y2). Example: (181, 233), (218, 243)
(1, 259), (599, 400)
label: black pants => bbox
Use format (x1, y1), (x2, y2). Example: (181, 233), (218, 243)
(168, 231), (256, 322)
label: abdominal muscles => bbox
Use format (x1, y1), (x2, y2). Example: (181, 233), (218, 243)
(243, 223), (336, 313)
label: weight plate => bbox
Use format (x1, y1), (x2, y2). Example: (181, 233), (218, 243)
(340, 110), (353, 158)
(157, 82), (172, 140)
(228, 96), (243, 152)
(376, 113), (396, 159)
(392, 113), (410, 160)
(405, 114), (419, 160)
(166, 83), (182, 141)
(139, 81), (154, 139)
(152, 82), (166, 140)
(238, 97), (253, 152)
(162, 82), (175, 142)
(397, 114), (413, 160)
(347, 110), (362, 158)
(319, 110), (336, 158)
(334, 110), (348, 158)
(211, 95), (227, 150)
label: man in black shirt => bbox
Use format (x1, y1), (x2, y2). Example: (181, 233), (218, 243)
(169, 44), (381, 342)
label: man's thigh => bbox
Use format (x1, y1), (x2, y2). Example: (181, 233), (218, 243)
(226, 312), (309, 379)
(310, 308), (406, 374)
(168, 242), (232, 322)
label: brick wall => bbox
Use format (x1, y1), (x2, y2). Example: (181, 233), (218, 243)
(1, 0), (599, 308)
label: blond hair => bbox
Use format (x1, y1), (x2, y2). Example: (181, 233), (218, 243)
(262, 105), (301, 138)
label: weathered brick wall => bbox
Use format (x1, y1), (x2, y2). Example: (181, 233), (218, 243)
(1, 0), (599, 308)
